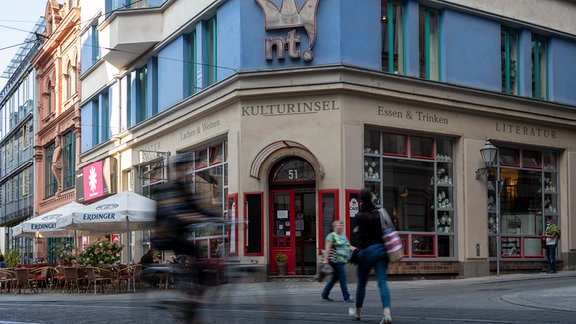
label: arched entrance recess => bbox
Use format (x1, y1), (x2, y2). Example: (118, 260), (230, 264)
(268, 157), (317, 276)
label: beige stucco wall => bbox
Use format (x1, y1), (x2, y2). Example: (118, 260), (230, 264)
(81, 68), (576, 268)
(445, 0), (576, 35)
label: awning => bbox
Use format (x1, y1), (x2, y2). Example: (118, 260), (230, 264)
(14, 201), (85, 238)
(58, 191), (157, 233)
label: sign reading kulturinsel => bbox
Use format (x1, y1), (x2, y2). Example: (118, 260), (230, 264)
(256, 0), (319, 62)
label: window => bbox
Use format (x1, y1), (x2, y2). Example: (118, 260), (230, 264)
(22, 169), (30, 196)
(188, 31), (198, 95)
(382, 133), (407, 156)
(66, 61), (72, 99)
(91, 24), (100, 64)
(531, 34), (548, 100)
(501, 27), (519, 95)
(419, 6), (440, 81)
(102, 91), (110, 141)
(488, 148), (558, 259)
(140, 157), (167, 198)
(245, 193), (264, 255)
(7, 179), (13, 202)
(137, 65), (148, 123)
(46, 80), (52, 115)
(126, 73), (132, 128)
(62, 130), (76, 190)
(7, 138), (13, 161)
(365, 130), (455, 258)
(177, 140), (228, 259)
(205, 16), (217, 87)
(381, 0), (404, 74)
(92, 98), (99, 146)
(45, 142), (57, 197)
(66, 60), (76, 99)
(22, 123), (29, 149)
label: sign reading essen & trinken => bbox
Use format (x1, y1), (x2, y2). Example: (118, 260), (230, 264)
(377, 106), (449, 124)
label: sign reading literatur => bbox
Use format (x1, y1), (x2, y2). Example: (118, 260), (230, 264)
(256, 0), (319, 62)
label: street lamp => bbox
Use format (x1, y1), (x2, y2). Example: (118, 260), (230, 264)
(475, 140), (498, 179)
(475, 140), (503, 276)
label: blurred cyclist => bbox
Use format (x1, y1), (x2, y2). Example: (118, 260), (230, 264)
(149, 153), (222, 321)
(151, 152), (204, 257)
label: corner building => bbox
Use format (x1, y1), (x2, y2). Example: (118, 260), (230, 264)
(79, 0), (576, 278)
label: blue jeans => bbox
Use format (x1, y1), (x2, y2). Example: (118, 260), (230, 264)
(322, 262), (351, 301)
(545, 244), (557, 272)
(355, 243), (390, 309)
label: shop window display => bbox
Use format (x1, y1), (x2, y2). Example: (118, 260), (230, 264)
(364, 129), (455, 258)
(168, 140), (228, 259)
(488, 148), (558, 259)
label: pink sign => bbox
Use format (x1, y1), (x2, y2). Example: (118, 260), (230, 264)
(83, 160), (104, 201)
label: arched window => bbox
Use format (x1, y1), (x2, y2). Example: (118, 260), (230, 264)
(270, 157), (316, 186)
(46, 80), (53, 115)
(66, 61), (73, 99)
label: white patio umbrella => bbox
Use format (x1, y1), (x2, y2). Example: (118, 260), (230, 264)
(14, 201), (85, 238)
(58, 191), (157, 233)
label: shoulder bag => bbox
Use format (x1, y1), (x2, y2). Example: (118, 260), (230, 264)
(379, 208), (404, 263)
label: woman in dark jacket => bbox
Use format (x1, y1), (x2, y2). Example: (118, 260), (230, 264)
(351, 188), (392, 324)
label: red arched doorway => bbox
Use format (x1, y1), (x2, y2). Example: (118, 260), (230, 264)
(268, 157), (317, 275)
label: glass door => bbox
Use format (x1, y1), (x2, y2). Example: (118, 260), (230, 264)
(269, 190), (296, 275)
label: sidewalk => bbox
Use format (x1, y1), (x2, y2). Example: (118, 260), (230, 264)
(2, 270), (575, 312)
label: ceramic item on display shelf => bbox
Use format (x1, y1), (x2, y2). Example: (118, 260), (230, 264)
(440, 213), (448, 225)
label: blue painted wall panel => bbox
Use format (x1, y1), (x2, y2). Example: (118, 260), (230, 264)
(80, 29), (92, 74)
(217, 0), (241, 80)
(158, 37), (186, 113)
(80, 104), (93, 153)
(340, 0), (380, 70)
(549, 38), (576, 106)
(403, 1), (420, 77)
(442, 9), (500, 91)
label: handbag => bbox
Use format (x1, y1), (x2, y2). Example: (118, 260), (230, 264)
(379, 208), (404, 263)
(313, 263), (334, 282)
(348, 249), (359, 265)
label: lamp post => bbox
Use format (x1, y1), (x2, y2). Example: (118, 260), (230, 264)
(475, 140), (503, 276)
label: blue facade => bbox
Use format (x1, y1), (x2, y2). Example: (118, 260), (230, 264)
(81, 0), (576, 153)
(157, 36), (187, 113)
(549, 37), (576, 105)
(441, 10), (501, 91)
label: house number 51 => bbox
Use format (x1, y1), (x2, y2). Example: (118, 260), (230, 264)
(288, 169), (298, 180)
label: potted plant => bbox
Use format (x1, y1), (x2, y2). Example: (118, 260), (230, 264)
(4, 249), (21, 268)
(77, 237), (124, 266)
(275, 253), (287, 276)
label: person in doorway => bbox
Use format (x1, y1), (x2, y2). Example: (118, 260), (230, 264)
(351, 188), (392, 324)
(541, 216), (561, 273)
(321, 220), (355, 302)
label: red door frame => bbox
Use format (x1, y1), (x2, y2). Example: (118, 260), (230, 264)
(269, 189), (296, 275)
